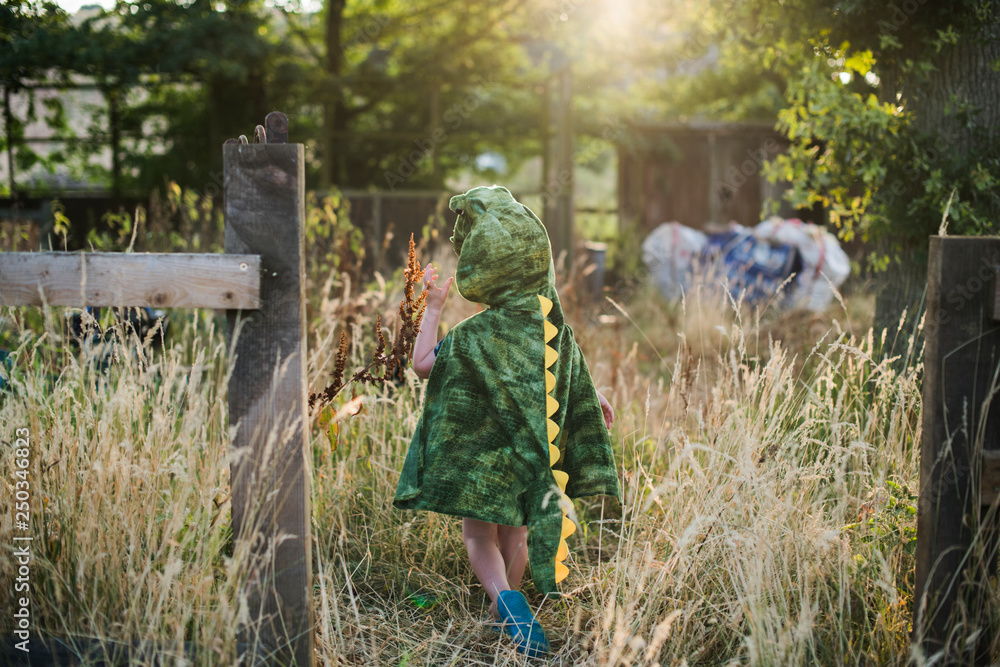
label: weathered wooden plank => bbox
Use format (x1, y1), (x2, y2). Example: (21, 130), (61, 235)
(982, 450), (1000, 505)
(915, 236), (1000, 664)
(225, 141), (313, 666)
(0, 252), (260, 309)
(993, 264), (1000, 321)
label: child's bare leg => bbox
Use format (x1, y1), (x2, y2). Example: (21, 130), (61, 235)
(497, 524), (528, 590)
(463, 518), (511, 616)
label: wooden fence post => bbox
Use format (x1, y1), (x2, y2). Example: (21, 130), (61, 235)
(224, 113), (314, 666)
(915, 235), (1000, 664)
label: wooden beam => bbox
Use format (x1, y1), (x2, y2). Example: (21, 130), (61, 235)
(915, 236), (1000, 663)
(0, 252), (260, 309)
(224, 142), (313, 666)
(993, 264), (1000, 321)
(982, 450), (1000, 505)
(556, 65), (574, 264)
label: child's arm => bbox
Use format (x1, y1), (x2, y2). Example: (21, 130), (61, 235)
(595, 389), (614, 429)
(412, 264), (453, 379)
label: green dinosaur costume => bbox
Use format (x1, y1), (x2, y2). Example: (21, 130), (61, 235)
(393, 185), (621, 594)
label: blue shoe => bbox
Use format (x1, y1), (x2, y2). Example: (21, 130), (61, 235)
(496, 590), (549, 658)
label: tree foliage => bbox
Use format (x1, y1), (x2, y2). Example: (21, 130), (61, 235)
(772, 0), (1000, 258)
(688, 0), (1000, 255)
(2, 0), (273, 195)
(5, 0), (1000, 264)
(2, 0), (577, 195)
(272, 0), (548, 189)
(574, 0), (1000, 258)
(0, 1), (76, 181)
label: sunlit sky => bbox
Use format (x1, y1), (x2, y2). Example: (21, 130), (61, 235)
(57, 0), (113, 12)
(55, 0), (325, 13)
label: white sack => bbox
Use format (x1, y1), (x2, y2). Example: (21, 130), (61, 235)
(753, 216), (850, 311)
(641, 222), (709, 300)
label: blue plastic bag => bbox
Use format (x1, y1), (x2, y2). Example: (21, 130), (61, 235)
(700, 230), (803, 306)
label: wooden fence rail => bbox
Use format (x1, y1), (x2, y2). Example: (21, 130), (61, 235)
(0, 252), (259, 308)
(0, 111), (314, 666)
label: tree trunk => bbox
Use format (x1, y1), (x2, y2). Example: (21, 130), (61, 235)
(321, 0), (347, 188)
(4, 85), (15, 197)
(873, 9), (1000, 349)
(108, 86), (122, 201)
(871, 244), (927, 359)
(904, 15), (1000, 152)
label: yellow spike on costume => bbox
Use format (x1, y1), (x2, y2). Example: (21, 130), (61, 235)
(544, 320), (558, 342)
(538, 294), (553, 317)
(541, 292), (572, 589)
(547, 395), (559, 418)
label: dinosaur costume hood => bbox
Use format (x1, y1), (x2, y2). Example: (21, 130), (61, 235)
(394, 185), (621, 594)
(448, 185), (554, 309)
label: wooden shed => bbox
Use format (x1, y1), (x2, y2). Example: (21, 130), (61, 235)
(618, 121), (801, 233)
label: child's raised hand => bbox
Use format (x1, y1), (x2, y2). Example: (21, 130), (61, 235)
(422, 264), (454, 311)
(595, 389), (614, 429)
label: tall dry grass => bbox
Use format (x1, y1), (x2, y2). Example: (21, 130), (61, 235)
(0, 308), (247, 662)
(0, 255), (978, 665)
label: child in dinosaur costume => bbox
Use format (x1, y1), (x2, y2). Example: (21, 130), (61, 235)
(394, 185), (622, 657)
